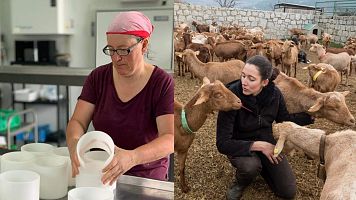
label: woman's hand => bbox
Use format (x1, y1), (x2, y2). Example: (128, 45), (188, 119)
(68, 140), (80, 178)
(251, 141), (283, 165)
(101, 146), (137, 185)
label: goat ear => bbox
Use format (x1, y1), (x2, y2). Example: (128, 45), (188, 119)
(203, 77), (211, 85)
(303, 64), (315, 70)
(175, 52), (183, 58)
(308, 97), (324, 112)
(341, 91), (350, 97)
(194, 93), (209, 106)
(274, 133), (287, 157)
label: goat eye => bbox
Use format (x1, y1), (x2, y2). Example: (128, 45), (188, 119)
(214, 93), (223, 98)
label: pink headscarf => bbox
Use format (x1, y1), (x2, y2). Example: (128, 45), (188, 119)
(106, 11), (154, 39)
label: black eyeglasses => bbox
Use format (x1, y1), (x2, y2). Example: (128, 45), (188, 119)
(103, 38), (143, 56)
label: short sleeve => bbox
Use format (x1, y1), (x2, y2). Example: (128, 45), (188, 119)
(154, 72), (174, 117)
(78, 70), (97, 104)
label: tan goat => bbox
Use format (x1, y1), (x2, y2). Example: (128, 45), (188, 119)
(281, 40), (299, 77)
(246, 43), (267, 60)
(306, 33), (319, 46)
(174, 77), (242, 193)
(298, 34), (307, 49)
(265, 40), (283, 68)
(176, 49), (245, 84)
(174, 35), (187, 76)
(274, 72), (355, 126)
(309, 44), (351, 85)
(289, 28), (304, 36)
(302, 63), (341, 93)
(322, 33), (332, 48)
(273, 122), (356, 200)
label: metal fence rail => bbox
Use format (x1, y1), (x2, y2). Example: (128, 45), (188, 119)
(315, 0), (356, 16)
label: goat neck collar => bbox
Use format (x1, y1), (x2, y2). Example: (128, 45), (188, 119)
(313, 70), (323, 81)
(181, 108), (194, 134)
(318, 134), (327, 181)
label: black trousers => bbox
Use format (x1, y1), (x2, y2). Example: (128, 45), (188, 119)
(228, 152), (296, 199)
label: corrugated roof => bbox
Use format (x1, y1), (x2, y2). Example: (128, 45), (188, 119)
(303, 23), (317, 30)
(275, 3), (317, 9)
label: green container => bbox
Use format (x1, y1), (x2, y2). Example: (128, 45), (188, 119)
(0, 109), (21, 133)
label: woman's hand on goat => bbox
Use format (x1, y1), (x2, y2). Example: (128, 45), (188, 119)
(101, 146), (137, 185)
(251, 141), (283, 165)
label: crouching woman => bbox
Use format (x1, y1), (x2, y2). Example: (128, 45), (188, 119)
(216, 55), (314, 200)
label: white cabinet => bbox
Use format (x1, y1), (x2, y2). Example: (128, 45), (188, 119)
(11, 0), (74, 35)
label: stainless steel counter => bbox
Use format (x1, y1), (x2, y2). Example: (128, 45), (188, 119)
(57, 175), (174, 200)
(0, 65), (92, 86)
(0, 150), (174, 200)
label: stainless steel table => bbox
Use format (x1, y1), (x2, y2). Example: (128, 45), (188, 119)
(57, 175), (174, 200)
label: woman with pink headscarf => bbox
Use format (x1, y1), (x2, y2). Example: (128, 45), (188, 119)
(66, 11), (174, 184)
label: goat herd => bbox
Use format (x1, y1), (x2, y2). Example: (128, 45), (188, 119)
(173, 21), (356, 200)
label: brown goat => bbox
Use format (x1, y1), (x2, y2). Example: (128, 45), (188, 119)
(214, 41), (247, 62)
(184, 33), (212, 64)
(274, 72), (355, 126)
(281, 40), (299, 77)
(265, 40), (283, 68)
(174, 35), (187, 76)
(326, 47), (355, 56)
(176, 49), (245, 84)
(289, 28), (304, 36)
(192, 21), (209, 33)
(246, 43), (266, 60)
(174, 77), (242, 192)
(303, 63), (341, 93)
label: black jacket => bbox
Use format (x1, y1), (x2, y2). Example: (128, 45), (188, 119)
(216, 80), (313, 157)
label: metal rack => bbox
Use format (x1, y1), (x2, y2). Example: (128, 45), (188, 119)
(11, 83), (68, 140)
(5, 108), (38, 149)
(0, 65), (91, 147)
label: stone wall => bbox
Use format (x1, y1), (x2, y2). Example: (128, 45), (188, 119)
(315, 15), (356, 43)
(174, 3), (356, 44)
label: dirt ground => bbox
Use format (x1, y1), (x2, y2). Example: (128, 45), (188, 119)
(173, 48), (356, 200)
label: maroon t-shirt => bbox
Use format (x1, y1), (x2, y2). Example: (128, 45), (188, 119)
(78, 63), (174, 180)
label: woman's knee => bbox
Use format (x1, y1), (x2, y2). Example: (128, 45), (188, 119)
(240, 162), (261, 176)
(275, 183), (296, 199)
(234, 157), (262, 177)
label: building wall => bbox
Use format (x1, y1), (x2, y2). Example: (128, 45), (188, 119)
(174, 3), (356, 44)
